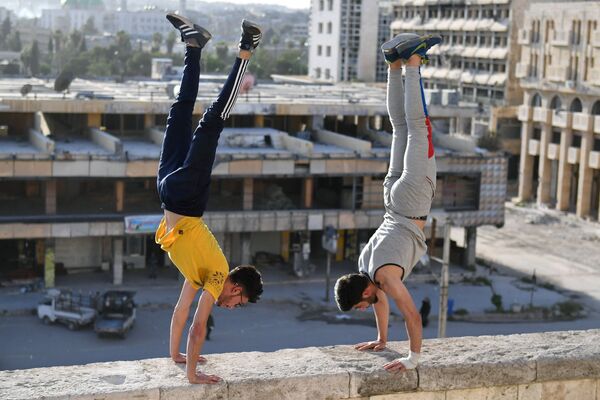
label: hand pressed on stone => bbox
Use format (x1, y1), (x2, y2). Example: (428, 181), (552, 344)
(172, 352), (207, 364)
(188, 372), (222, 385)
(354, 339), (387, 351)
(383, 359), (408, 372)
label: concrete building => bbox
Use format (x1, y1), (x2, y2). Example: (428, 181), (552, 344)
(308, 0), (379, 82)
(516, 1), (600, 220)
(390, 0), (535, 184)
(0, 77), (506, 286)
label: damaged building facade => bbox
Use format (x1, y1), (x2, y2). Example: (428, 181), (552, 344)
(0, 78), (506, 285)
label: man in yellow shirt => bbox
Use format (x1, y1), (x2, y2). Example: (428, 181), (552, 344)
(155, 13), (264, 385)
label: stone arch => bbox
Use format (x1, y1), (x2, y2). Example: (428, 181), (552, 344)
(570, 98), (583, 112)
(549, 95), (562, 110)
(591, 100), (600, 115)
(530, 93), (542, 107)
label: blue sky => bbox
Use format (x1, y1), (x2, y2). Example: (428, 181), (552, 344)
(224, 0), (310, 9)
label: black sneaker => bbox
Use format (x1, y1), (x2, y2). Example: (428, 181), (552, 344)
(166, 13), (212, 48)
(381, 33), (442, 64)
(238, 19), (262, 51)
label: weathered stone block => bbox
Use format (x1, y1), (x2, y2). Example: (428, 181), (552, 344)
(518, 383), (542, 400)
(310, 159), (326, 174)
(540, 379), (596, 400)
(446, 386), (517, 400)
(319, 344), (417, 397)
(90, 160), (126, 176)
(53, 160), (89, 176)
(14, 160), (51, 177)
(370, 392), (445, 400)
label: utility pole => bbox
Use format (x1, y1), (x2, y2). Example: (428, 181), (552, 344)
(437, 221), (451, 338)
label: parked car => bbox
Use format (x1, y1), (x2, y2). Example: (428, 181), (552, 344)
(37, 289), (96, 330)
(94, 291), (136, 338)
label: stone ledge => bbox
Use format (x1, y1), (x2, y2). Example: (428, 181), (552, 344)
(1, 330), (599, 400)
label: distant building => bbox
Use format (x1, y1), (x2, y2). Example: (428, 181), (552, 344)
(516, 1), (600, 220)
(308, 0), (379, 82)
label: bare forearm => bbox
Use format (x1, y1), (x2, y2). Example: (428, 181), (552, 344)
(404, 313), (422, 353)
(186, 326), (206, 378)
(170, 310), (187, 357)
(373, 296), (389, 342)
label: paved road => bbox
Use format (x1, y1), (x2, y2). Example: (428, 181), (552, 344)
(2, 277), (598, 371)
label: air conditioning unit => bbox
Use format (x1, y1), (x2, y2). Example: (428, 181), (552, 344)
(565, 80), (576, 89)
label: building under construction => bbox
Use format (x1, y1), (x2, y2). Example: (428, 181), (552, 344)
(0, 77), (506, 285)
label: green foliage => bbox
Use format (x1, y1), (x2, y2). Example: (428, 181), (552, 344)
(48, 36), (54, 54)
(462, 276), (492, 286)
(453, 308), (469, 316)
(555, 301), (583, 318)
(491, 294), (503, 312)
(7, 31), (22, 51)
(151, 32), (163, 53)
(82, 17), (98, 35)
(165, 31), (176, 55)
(0, 17), (11, 47)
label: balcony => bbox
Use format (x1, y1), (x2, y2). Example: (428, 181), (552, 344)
(547, 143), (560, 160)
(589, 151), (600, 169)
(567, 147), (580, 164)
(552, 111), (572, 128)
(572, 113), (592, 131)
(517, 29), (531, 45)
(518, 105), (532, 122)
(533, 107), (549, 123)
(515, 63), (530, 79)
(592, 30), (600, 47)
(551, 30), (570, 46)
(528, 139), (540, 156)
(547, 66), (568, 82)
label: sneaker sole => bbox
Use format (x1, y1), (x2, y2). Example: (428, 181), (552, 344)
(166, 13), (212, 42)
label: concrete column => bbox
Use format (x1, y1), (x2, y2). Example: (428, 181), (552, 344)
(556, 129), (573, 211)
(113, 238), (124, 285)
(449, 118), (456, 135)
(44, 240), (55, 288)
(88, 113), (102, 128)
(357, 116), (369, 132)
(243, 178), (253, 211)
(576, 130), (594, 217)
(240, 232), (251, 265)
(281, 231), (290, 262)
(310, 115), (324, 130)
(45, 179), (57, 215)
(537, 122), (553, 204)
(115, 180), (125, 212)
(464, 227), (477, 269)
(144, 114), (154, 129)
(518, 121), (534, 201)
(254, 115), (265, 128)
(303, 177), (314, 209)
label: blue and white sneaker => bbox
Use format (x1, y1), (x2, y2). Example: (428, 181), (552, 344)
(166, 13), (212, 48)
(381, 33), (442, 64)
(238, 19), (262, 51)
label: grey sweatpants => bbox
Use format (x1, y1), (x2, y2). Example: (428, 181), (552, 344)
(383, 66), (437, 218)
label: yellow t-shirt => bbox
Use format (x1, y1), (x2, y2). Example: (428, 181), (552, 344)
(155, 216), (229, 301)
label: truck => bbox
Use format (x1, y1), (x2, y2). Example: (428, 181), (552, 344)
(94, 291), (136, 338)
(37, 289), (97, 330)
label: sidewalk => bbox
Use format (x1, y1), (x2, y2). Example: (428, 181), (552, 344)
(475, 202), (600, 312)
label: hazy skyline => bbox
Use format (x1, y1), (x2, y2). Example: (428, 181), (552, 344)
(222, 0), (310, 9)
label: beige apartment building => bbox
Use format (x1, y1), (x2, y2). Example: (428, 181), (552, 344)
(516, 1), (600, 220)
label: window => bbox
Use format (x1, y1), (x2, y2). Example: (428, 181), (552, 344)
(326, 46), (331, 56)
(318, 22), (323, 33)
(327, 22), (332, 33)
(325, 68), (331, 79)
(319, 0), (324, 11)
(315, 68), (321, 78)
(327, 0), (333, 11)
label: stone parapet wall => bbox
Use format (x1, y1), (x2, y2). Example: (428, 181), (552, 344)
(2, 330), (599, 400)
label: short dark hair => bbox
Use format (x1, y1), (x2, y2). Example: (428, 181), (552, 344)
(229, 265), (263, 303)
(334, 273), (369, 312)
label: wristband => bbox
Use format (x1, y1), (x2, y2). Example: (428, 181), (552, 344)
(398, 351), (420, 369)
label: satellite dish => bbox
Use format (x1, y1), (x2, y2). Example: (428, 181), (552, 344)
(54, 69), (76, 93)
(20, 84), (32, 97)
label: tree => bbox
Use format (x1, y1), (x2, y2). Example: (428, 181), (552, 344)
(8, 31), (22, 51)
(47, 36), (54, 54)
(53, 30), (63, 52)
(79, 37), (87, 52)
(166, 31), (176, 55)
(82, 17), (97, 35)
(29, 40), (40, 76)
(151, 32), (163, 53)
(1, 17), (11, 47)
(215, 42), (228, 60)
